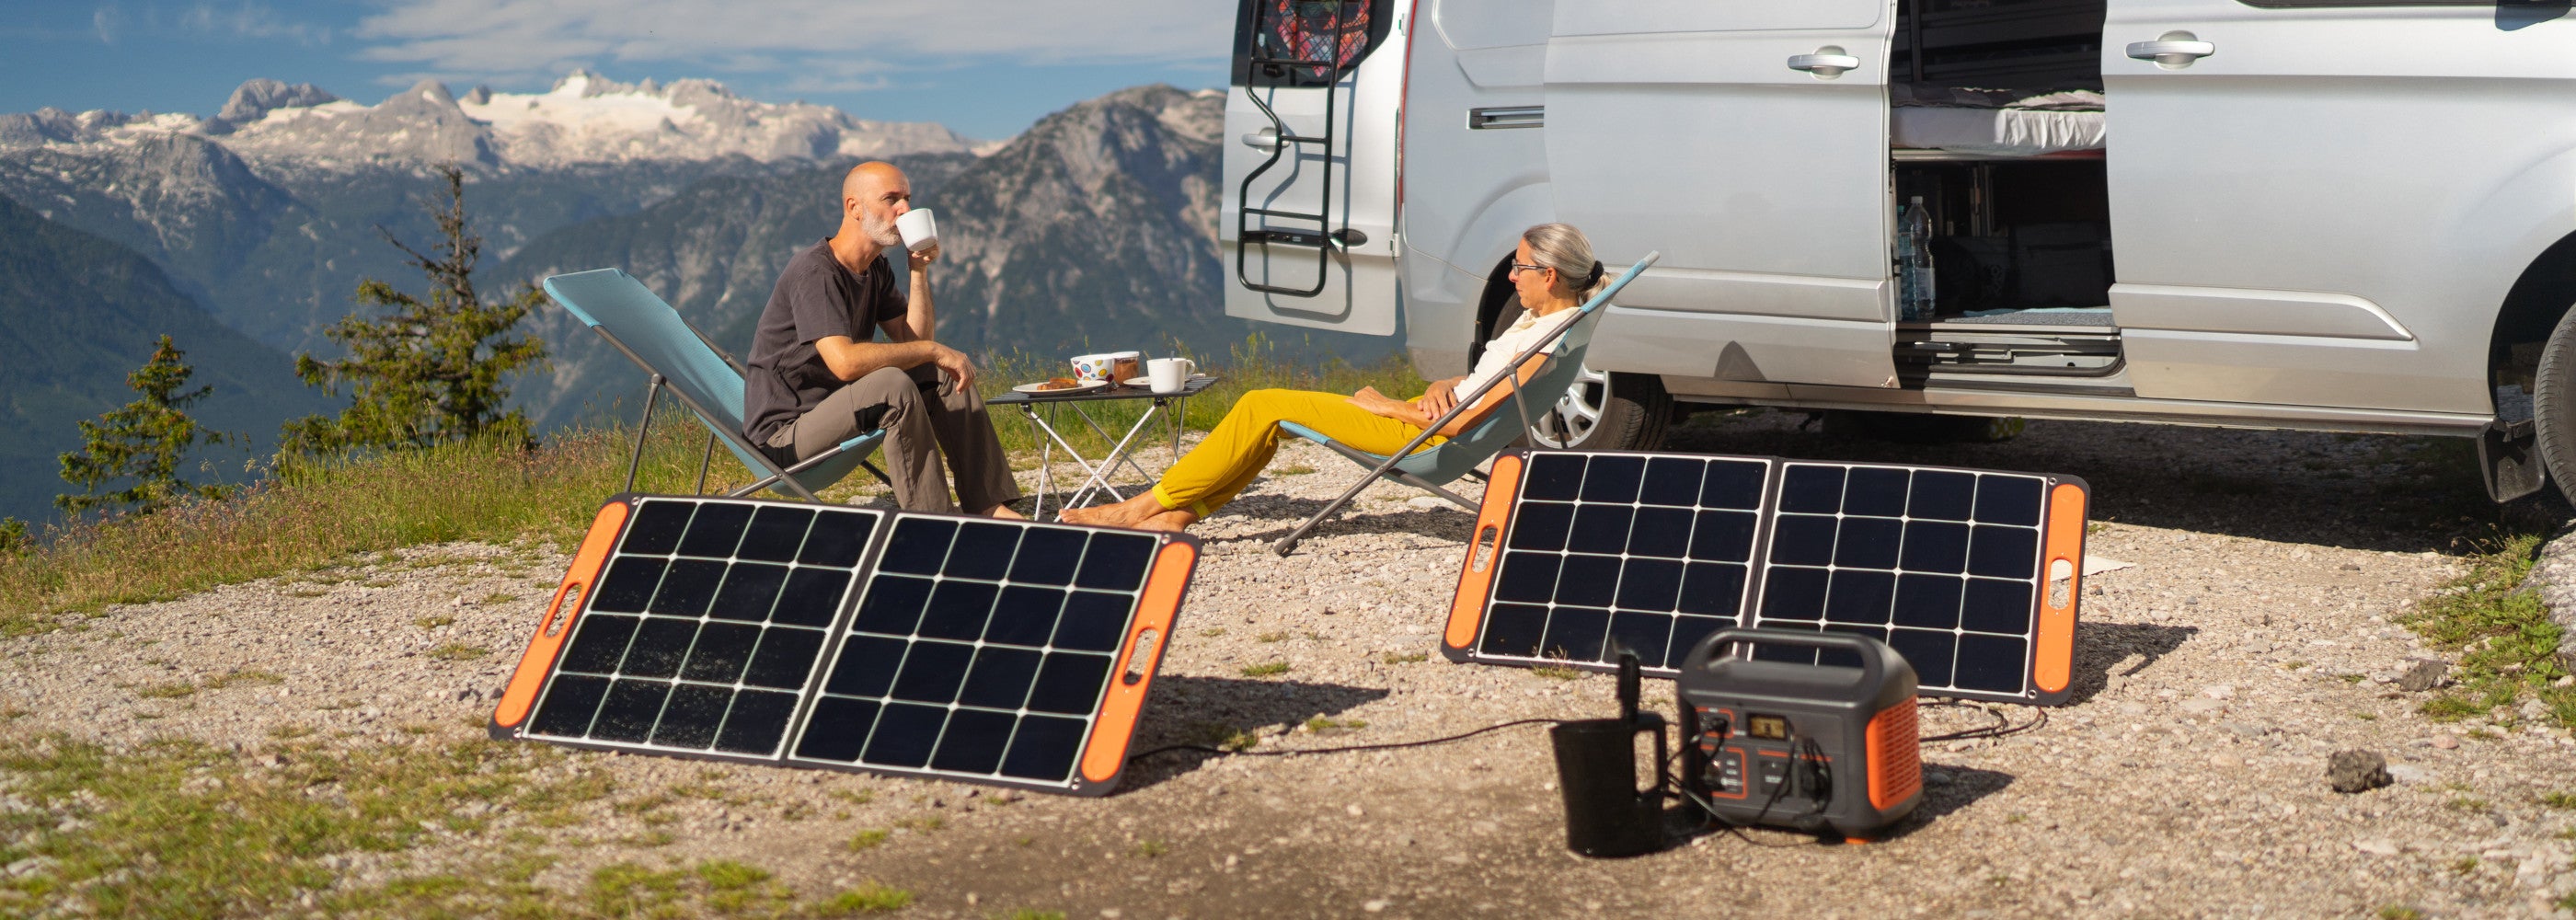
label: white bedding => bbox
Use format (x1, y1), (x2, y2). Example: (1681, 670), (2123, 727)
(1892, 87), (2105, 157)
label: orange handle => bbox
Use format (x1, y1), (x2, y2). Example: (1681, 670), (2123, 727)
(493, 500), (629, 729)
(1446, 453), (1524, 651)
(1081, 539), (1197, 783)
(2033, 483), (2087, 695)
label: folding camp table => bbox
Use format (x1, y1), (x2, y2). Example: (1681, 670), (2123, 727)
(990, 376), (1221, 520)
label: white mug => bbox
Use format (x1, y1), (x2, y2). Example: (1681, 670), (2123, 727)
(895, 208), (937, 253)
(1147, 357), (1197, 394)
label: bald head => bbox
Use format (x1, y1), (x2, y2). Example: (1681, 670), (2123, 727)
(840, 161), (912, 249)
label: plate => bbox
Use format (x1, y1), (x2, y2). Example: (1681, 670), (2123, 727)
(1014, 379), (1110, 397)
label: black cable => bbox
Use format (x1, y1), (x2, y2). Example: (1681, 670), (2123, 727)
(1917, 699), (2048, 743)
(1126, 717), (1563, 764)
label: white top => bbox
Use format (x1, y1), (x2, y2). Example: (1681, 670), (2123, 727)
(1454, 306), (1581, 408)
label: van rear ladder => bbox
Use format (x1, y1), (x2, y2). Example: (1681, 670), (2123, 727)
(1236, 0), (1364, 298)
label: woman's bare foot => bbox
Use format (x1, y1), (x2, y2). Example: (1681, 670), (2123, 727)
(1058, 491), (1162, 527)
(1133, 508), (1198, 533)
(979, 502), (1026, 520)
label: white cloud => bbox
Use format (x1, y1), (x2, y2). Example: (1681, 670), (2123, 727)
(94, 4), (127, 43)
(350, 0), (1233, 84)
(180, 1), (332, 44)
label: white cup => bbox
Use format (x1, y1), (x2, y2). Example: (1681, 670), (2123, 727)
(1147, 357), (1197, 394)
(895, 208), (937, 253)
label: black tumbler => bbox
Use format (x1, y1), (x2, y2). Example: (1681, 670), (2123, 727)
(1549, 714), (1669, 857)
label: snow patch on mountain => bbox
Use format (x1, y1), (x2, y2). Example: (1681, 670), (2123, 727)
(0, 70), (981, 169)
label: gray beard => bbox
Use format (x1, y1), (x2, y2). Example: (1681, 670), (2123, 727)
(862, 213), (903, 247)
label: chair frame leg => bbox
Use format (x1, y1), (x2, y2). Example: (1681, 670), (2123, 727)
(624, 375), (663, 494)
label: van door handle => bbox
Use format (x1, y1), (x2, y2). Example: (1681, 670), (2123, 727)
(1241, 128), (1281, 151)
(1788, 49), (1861, 78)
(2125, 34), (2214, 68)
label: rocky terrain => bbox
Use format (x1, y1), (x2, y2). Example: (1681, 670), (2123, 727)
(6, 413), (2576, 917)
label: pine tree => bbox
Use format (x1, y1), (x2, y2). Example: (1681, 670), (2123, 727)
(56, 335), (233, 517)
(282, 165), (548, 454)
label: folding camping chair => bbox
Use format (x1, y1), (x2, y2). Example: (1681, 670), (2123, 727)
(1270, 252), (1661, 556)
(542, 269), (891, 502)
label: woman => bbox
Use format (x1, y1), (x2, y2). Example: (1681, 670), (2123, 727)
(1062, 224), (1612, 533)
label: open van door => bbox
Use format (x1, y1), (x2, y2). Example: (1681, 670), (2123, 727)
(1544, 1), (1901, 390)
(1222, 0), (1405, 336)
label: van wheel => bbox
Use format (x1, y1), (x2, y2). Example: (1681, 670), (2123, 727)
(2531, 306), (2576, 499)
(1524, 368), (1673, 451)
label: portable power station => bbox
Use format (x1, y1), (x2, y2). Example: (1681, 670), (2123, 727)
(1675, 629), (1922, 841)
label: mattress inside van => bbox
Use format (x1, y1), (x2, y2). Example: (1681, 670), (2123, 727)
(1892, 86), (2104, 157)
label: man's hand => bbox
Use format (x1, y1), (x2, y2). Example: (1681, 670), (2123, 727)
(908, 240), (939, 273)
(926, 341), (975, 391)
(1413, 377), (1461, 419)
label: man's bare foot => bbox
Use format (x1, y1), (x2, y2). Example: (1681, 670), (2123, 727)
(980, 502), (1026, 520)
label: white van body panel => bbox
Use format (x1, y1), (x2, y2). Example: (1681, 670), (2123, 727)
(2104, 0), (2576, 417)
(1397, 0), (1555, 378)
(1547, 5), (1902, 389)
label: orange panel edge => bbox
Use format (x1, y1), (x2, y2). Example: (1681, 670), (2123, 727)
(1445, 453), (1524, 654)
(2034, 481), (2088, 700)
(1080, 539), (1198, 788)
(491, 499), (630, 731)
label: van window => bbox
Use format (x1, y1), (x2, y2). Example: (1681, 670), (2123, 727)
(1232, 0), (1395, 86)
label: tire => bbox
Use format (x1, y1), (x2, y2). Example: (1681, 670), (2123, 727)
(2531, 305), (2576, 499)
(1485, 296), (1673, 451)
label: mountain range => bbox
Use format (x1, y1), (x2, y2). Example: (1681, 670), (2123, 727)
(0, 72), (1392, 523)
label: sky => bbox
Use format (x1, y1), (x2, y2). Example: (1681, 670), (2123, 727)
(0, 0), (1237, 141)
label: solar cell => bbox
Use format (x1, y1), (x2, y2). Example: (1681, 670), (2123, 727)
(492, 495), (1200, 796)
(1445, 451), (2087, 706)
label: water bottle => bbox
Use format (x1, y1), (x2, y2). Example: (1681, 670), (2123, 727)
(1898, 197), (1937, 321)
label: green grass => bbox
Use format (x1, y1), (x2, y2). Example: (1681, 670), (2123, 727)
(2540, 791), (2576, 810)
(0, 733), (618, 917)
(1382, 651), (1429, 664)
(1241, 661), (1292, 678)
(821, 882), (914, 914)
(0, 340), (1424, 637)
(847, 829), (891, 851)
(2398, 531), (2576, 729)
(1530, 664), (1581, 681)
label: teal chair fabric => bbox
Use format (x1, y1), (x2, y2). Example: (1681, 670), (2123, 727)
(542, 268), (886, 500)
(1271, 252), (1661, 555)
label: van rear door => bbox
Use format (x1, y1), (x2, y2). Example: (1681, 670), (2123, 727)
(1544, 1), (1901, 390)
(1223, 0), (1405, 336)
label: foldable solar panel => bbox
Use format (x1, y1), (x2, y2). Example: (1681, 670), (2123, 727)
(492, 495), (1199, 796)
(1445, 451), (2087, 706)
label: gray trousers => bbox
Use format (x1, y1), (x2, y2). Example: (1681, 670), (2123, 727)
(765, 364), (1020, 514)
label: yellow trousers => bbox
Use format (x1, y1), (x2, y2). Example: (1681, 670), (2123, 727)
(1152, 388), (1443, 516)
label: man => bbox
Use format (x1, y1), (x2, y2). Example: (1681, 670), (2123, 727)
(742, 161), (1022, 517)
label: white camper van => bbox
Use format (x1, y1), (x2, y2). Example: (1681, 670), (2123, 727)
(1220, 0), (2576, 501)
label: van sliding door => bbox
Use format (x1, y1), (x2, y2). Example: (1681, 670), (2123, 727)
(1545, 0), (1901, 390)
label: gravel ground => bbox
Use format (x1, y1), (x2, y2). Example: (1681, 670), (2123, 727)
(8, 409), (2576, 917)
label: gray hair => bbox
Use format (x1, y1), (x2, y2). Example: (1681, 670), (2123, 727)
(1522, 223), (1606, 302)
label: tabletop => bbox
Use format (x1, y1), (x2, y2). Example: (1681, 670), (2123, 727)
(988, 374), (1222, 406)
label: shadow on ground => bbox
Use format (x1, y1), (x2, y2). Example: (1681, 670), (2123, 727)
(2063, 621), (2201, 706)
(1116, 675), (1392, 792)
(1662, 409), (2556, 555)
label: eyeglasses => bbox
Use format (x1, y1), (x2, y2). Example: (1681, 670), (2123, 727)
(1508, 262), (1549, 276)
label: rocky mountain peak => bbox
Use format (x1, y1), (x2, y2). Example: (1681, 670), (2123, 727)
(212, 79), (339, 127)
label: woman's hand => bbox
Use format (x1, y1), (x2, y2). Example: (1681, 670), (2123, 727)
(1413, 377), (1461, 419)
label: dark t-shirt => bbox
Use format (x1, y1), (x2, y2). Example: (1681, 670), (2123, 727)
(743, 240), (907, 443)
